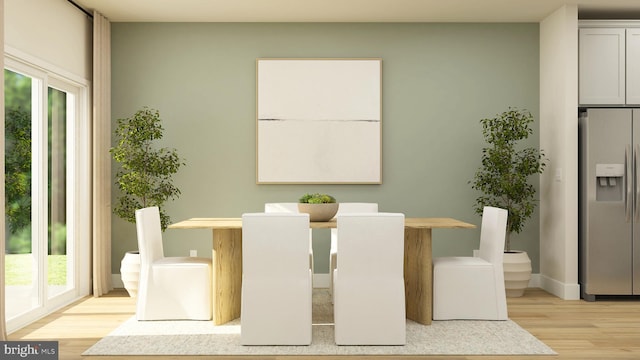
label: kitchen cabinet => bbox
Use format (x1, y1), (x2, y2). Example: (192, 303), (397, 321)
(627, 29), (640, 104)
(579, 23), (640, 106)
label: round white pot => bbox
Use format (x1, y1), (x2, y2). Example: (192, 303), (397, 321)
(120, 251), (140, 297)
(503, 250), (531, 298)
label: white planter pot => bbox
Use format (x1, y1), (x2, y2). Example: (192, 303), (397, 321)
(120, 251), (140, 297)
(503, 250), (531, 298)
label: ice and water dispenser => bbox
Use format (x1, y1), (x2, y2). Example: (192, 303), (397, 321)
(595, 163), (624, 201)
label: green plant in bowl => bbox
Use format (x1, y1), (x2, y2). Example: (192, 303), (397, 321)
(298, 193), (338, 221)
(299, 193), (337, 204)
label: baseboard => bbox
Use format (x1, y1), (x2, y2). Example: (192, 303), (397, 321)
(537, 274), (580, 300)
(528, 273), (541, 288)
(113, 273), (332, 289)
(115, 272), (577, 296)
(112, 274), (124, 289)
(313, 273), (330, 288)
(308, 273), (535, 290)
(511, 273), (581, 300)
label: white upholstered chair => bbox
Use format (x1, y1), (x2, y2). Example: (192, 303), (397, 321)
(333, 213), (406, 345)
(329, 202), (378, 298)
(241, 212), (313, 345)
(135, 206), (212, 321)
(264, 202), (314, 272)
(432, 206), (508, 320)
(264, 202), (299, 213)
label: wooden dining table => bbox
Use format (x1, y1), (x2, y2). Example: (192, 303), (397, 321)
(168, 217), (475, 325)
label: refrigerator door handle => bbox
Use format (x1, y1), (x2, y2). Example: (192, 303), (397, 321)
(627, 144), (632, 222)
(636, 145), (640, 222)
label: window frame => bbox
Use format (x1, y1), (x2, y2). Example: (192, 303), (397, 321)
(4, 52), (91, 333)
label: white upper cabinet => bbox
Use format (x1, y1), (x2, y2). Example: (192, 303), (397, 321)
(579, 28), (625, 105)
(579, 22), (640, 106)
(627, 29), (640, 105)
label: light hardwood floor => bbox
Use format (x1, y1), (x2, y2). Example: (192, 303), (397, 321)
(8, 287), (640, 360)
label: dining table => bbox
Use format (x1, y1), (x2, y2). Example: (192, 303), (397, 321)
(168, 217), (475, 325)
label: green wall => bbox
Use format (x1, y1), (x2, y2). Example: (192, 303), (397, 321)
(111, 22), (540, 274)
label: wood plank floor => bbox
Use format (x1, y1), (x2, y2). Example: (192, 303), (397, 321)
(8, 287), (640, 360)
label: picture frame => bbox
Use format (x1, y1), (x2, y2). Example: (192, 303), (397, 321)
(256, 58), (382, 184)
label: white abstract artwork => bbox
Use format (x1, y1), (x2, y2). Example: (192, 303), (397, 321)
(256, 58), (381, 184)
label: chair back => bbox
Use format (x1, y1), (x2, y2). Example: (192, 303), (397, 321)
(336, 213), (404, 278)
(264, 202), (299, 213)
(335, 202), (379, 215)
(242, 213), (310, 279)
(477, 206), (508, 265)
(135, 207), (165, 267)
(331, 202), (378, 239)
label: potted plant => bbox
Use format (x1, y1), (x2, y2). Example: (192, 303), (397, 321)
(298, 193), (339, 221)
(110, 107), (184, 296)
(470, 108), (547, 297)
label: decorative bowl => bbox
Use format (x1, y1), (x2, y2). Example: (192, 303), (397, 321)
(298, 203), (339, 222)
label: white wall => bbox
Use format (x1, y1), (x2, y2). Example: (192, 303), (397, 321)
(539, 5), (580, 300)
(5, 0), (91, 81)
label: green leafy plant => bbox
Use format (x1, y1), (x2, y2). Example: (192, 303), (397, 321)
(470, 108), (547, 251)
(110, 107), (184, 231)
(299, 193), (337, 204)
(5, 108), (32, 235)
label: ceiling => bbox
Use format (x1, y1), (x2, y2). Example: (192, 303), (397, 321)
(72, 0), (640, 23)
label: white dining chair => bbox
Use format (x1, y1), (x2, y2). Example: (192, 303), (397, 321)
(432, 206), (509, 320)
(333, 212), (406, 345)
(264, 202), (314, 272)
(241, 212), (313, 345)
(135, 206), (212, 321)
(329, 202), (379, 299)
(264, 202), (299, 213)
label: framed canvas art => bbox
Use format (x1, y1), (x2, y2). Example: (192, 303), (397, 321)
(256, 58), (382, 184)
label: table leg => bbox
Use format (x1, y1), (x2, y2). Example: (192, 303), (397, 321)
(211, 228), (242, 325)
(404, 227), (432, 325)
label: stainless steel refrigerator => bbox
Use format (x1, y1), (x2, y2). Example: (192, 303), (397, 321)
(579, 108), (640, 301)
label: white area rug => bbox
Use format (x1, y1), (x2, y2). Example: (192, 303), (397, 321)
(84, 290), (556, 356)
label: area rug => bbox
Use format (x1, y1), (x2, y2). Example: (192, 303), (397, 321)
(83, 290), (556, 356)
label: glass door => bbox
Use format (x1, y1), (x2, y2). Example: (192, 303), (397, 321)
(4, 60), (87, 332)
(47, 84), (73, 300)
(4, 68), (38, 321)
